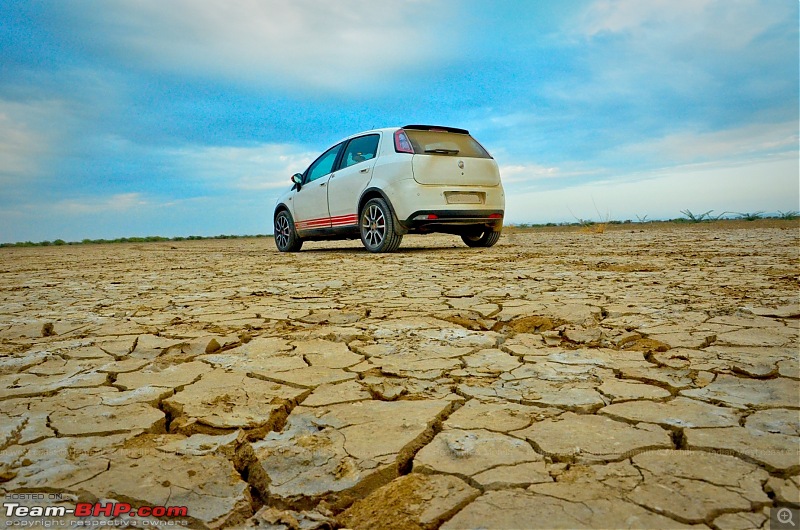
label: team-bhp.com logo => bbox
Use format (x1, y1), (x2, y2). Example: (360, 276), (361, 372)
(5, 503), (188, 518)
(4, 495), (189, 527)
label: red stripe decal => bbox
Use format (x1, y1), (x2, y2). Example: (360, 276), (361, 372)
(331, 215), (358, 226)
(296, 213), (358, 230)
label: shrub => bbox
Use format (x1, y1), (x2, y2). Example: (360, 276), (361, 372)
(679, 209), (713, 222)
(736, 211), (764, 221)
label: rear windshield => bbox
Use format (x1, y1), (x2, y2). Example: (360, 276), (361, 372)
(404, 130), (492, 159)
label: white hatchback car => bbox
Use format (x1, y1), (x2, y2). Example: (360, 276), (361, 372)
(273, 125), (504, 253)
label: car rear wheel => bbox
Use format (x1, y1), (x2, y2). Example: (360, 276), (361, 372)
(274, 210), (303, 252)
(360, 198), (403, 253)
(461, 229), (501, 248)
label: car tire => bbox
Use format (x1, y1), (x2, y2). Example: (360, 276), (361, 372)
(360, 198), (403, 253)
(274, 210), (303, 252)
(461, 229), (501, 248)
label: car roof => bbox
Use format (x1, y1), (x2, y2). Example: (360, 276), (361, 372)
(402, 124), (470, 134)
(331, 125), (471, 145)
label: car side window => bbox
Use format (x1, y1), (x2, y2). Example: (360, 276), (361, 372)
(305, 143), (343, 183)
(341, 134), (379, 170)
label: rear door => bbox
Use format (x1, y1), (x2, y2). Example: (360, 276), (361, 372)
(405, 129), (500, 187)
(326, 133), (380, 227)
(293, 142), (343, 231)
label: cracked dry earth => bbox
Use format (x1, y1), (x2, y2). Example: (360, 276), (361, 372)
(1, 223), (799, 529)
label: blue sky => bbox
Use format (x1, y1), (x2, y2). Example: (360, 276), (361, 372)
(0, 0), (797, 243)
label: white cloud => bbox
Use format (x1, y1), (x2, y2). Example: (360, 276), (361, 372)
(499, 163), (596, 185)
(500, 164), (560, 183)
(614, 121), (799, 167)
(578, 0), (781, 50)
(580, 0), (713, 37)
(498, 120), (798, 202)
(0, 113), (40, 178)
(504, 156), (799, 224)
(560, 0), (796, 105)
(53, 193), (150, 215)
(498, 120), (799, 222)
(171, 143), (315, 191)
(0, 99), (66, 183)
(69, 0), (458, 92)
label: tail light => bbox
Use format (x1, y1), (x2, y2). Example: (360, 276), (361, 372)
(489, 213), (503, 219)
(394, 129), (414, 154)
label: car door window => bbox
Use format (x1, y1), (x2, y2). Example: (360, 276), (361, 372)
(305, 143), (343, 183)
(341, 134), (379, 170)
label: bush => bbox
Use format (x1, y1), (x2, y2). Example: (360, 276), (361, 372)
(679, 209), (713, 222)
(736, 211), (764, 221)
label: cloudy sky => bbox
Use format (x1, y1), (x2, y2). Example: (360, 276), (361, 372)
(1, 0), (797, 242)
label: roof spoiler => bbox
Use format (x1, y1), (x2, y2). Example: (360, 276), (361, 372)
(402, 124), (470, 135)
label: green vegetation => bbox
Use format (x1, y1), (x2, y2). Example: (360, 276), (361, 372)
(0, 234), (272, 248)
(566, 199), (611, 233)
(506, 210), (800, 231)
(510, 222), (572, 228)
(678, 209), (716, 222)
(3, 213), (797, 248)
(735, 211), (764, 221)
(674, 210), (800, 223)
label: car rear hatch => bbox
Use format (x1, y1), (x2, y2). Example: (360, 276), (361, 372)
(402, 125), (500, 186)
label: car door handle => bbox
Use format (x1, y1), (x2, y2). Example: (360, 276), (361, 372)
(319, 182), (326, 187)
(359, 168), (369, 173)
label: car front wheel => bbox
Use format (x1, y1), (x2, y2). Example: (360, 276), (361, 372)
(360, 198), (403, 253)
(274, 210), (303, 252)
(461, 229), (501, 248)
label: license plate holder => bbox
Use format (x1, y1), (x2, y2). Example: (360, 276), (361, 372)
(445, 192), (483, 205)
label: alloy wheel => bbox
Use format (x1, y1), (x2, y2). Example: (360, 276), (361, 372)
(274, 210), (302, 252)
(275, 214), (291, 249)
(362, 204), (386, 249)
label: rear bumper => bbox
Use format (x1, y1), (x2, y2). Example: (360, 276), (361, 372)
(400, 209), (504, 232)
(378, 177), (504, 219)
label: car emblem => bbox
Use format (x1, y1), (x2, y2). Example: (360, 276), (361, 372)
(458, 160), (464, 169)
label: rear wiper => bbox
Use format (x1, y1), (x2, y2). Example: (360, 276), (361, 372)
(424, 148), (460, 154)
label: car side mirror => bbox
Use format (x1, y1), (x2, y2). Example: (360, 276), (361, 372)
(291, 173), (303, 190)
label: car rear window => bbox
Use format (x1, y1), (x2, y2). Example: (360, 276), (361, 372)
(404, 130), (491, 159)
(341, 134), (379, 169)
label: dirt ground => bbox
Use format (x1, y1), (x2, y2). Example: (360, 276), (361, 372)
(1, 220), (798, 529)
